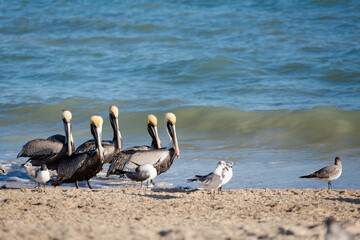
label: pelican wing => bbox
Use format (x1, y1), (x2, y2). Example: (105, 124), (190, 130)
(57, 152), (92, 179)
(124, 145), (152, 151)
(198, 173), (222, 190)
(17, 139), (64, 158)
(106, 150), (133, 176)
(75, 140), (113, 154)
(47, 134), (65, 143)
(124, 149), (170, 171)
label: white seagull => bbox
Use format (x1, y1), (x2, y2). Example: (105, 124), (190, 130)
(119, 162), (157, 188)
(218, 161), (234, 194)
(22, 163), (51, 192)
(188, 161), (227, 199)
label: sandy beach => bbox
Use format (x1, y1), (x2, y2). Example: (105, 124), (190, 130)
(0, 187), (359, 240)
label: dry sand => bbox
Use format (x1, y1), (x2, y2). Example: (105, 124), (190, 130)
(0, 187), (359, 240)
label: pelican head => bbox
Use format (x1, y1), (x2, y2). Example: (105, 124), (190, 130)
(166, 112), (180, 158)
(90, 115), (104, 163)
(109, 105), (119, 118)
(62, 110), (72, 123)
(62, 110), (74, 156)
(147, 114), (161, 149)
(109, 105), (122, 151)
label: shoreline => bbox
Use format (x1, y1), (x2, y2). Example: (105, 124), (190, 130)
(1, 188), (359, 239)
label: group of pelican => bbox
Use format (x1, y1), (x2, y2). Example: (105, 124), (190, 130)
(17, 105), (180, 190)
(14, 104), (342, 193)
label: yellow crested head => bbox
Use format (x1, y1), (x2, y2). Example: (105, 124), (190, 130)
(166, 112), (176, 125)
(109, 105), (119, 117)
(90, 115), (103, 128)
(62, 110), (72, 122)
(147, 114), (158, 126)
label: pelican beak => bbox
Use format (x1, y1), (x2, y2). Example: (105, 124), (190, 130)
(62, 110), (73, 156)
(170, 124), (180, 158)
(147, 114), (161, 149)
(153, 126), (161, 149)
(90, 116), (104, 163)
(147, 122), (161, 149)
(166, 113), (180, 158)
(66, 122), (73, 156)
(110, 113), (122, 151)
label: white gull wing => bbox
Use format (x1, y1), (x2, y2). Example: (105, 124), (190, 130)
(125, 171), (151, 182)
(198, 173), (223, 190)
(24, 164), (41, 180)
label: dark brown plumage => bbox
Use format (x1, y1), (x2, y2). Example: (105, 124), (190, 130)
(106, 114), (162, 176)
(52, 115), (105, 189)
(107, 112), (179, 177)
(75, 105), (122, 164)
(17, 110), (75, 170)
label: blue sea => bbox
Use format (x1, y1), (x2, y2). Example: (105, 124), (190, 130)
(0, 0), (359, 189)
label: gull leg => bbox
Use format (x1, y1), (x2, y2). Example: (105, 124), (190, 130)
(211, 191), (216, 200)
(87, 180), (93, 189)
(328, 181), (332, 190)
(38, 183), (41, 192)
(75, 181), (79, 189)
(44, 183), (46, 192)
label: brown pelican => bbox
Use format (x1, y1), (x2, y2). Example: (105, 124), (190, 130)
(22, 162), (51, 192)
(17, 110), (75, 170)
(106, 114), (162, 176)
(299, 157), (342, 190)
(75, 105), (122, 164)
(52, 115), (105, 189)
(119, 162), (157, 188)
(108, 112), (180, 176)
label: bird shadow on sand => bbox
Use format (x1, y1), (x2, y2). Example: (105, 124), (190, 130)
(151, 188), (190, 193)
(324, 197), (360, 204)
(130, 192), (181, 200)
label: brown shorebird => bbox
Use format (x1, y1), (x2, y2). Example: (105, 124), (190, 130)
(300, 157), (342, 190)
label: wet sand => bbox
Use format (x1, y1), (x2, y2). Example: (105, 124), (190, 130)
(0, 187), (359, 240)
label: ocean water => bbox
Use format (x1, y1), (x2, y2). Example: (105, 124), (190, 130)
(0, 0), (359, 189)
